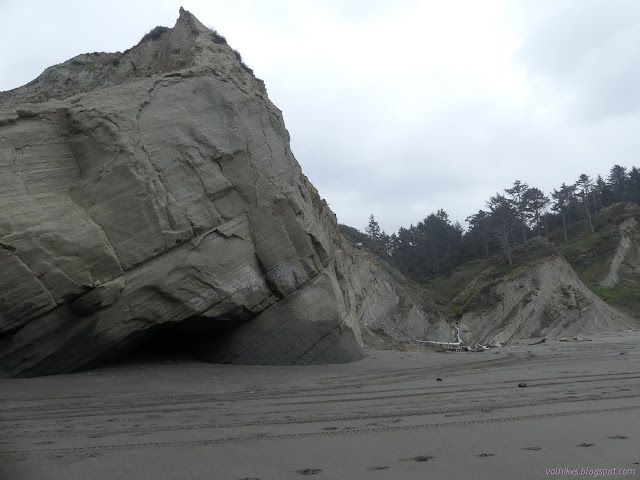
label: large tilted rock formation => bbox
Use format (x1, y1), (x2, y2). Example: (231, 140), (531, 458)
(0, 9), (449, 377)
(459, 255), (634, 346)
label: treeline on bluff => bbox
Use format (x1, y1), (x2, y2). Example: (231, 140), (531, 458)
(340, 164), (640, 282)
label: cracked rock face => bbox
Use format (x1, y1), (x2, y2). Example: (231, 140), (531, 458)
(0, 9), (448, 377)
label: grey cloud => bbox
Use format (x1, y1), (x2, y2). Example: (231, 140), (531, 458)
(319, 0), (421, 23)
(302, 91), (640, 233)
(577, 28), (640, 119)
(515, 1), (640, 120)
(516, 1), (636, 77)
(3, 1), (639, 235)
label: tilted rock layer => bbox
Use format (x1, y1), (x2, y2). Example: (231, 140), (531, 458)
(459, 255), (634, 346)
(0, 9), (449, 377)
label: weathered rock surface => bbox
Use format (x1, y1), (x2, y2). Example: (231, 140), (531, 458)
(459, 255), (634, 346)
(599, 215), (640, 290)
(0, 9), (450, 377)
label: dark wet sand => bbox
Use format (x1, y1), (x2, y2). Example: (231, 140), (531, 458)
(1, 331), (639, 479)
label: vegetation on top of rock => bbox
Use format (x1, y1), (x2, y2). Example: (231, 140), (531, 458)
(341, 164), (640, 321)
(557, 203), (640, 317)
(231, 48), (254, 75)
(339, 224), (370, 246)
(351, 163), (639, 279)
(209, 27), (227, 44)
(69, 59), (98, 71)
(139, 26), (170, 44)
(423, 237), (555, 316)
(207, 26), (253, 74)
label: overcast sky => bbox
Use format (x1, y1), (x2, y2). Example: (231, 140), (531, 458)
(2, 1), (639, 233)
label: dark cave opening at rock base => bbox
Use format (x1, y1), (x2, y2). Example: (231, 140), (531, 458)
(85, 313), (250, 371)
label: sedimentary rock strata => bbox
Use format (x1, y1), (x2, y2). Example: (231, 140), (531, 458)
(459, 255), (633, 346)
(0, 9), (448, 376)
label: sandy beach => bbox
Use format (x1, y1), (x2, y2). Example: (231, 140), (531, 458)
(1, 331), (639, 480)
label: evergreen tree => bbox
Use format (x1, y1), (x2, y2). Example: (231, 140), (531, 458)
(417, 209), (461, 275)
(505, 180), (530, 244)
(522, 187), (550, 237)
(607, 164), (628, 194)
(487, 194), (517, 265)
(379, 230), (392, 256)
(629, 167), (640, 205)
(365, 214), (382, 244)
(391, 226), (418, 277)
(595, 174), (611, 208)
(575, 174), (595, 237)
(465, 210), (493, 259)
(551, 183), (575, 244)
(351, 163), (640, 285)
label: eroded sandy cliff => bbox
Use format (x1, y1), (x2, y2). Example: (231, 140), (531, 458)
(0, 9), (449, 377)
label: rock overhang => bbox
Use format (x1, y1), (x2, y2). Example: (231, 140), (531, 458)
(0, 9), (449, 377)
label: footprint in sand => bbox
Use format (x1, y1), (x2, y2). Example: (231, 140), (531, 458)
(413, 455), (435, 462)
(297, 468), (322, 475)
(397, 455), (435, 462)
(82, 452), (102, 459)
